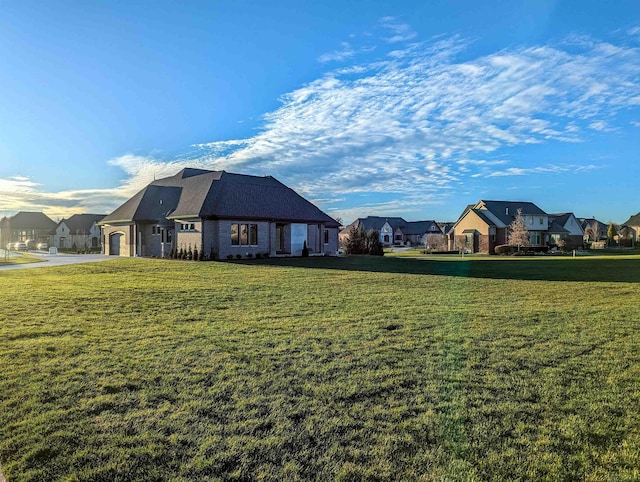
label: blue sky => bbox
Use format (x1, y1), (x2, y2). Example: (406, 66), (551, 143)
(0, 0), (639, 223)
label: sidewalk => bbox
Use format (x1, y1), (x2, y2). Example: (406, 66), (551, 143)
(0, 252), (113, 271)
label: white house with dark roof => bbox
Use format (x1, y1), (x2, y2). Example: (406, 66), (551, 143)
(547, 213), (584, 249)
(53, 214), (106, 250)
(99, 168), (340, 259)
(340, 216), (443, 246)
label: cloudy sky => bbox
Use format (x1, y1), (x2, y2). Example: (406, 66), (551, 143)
(1, 1), (639, 223)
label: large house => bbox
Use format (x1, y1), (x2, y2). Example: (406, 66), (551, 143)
(53, 214), (106, 250)
(449, 200), (547, 253)
(99, 168), (340, 259)
(579, 217), (608, 243)
(449, 200), (584, 254)
(340, 216), (443, 246)
(622, 212), (640, 243)
(4, 211), (57, 245)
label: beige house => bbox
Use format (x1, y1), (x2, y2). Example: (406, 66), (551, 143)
(449, 200), (550, 254)
(99, 168), (340, 259)
(622, 212), (640, 245)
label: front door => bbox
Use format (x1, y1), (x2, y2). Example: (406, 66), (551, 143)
(275, 224), (286, 254)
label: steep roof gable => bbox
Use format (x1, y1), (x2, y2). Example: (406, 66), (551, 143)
(623, 212), (640, 226)
(477, 200), (547, 226)
(9, 211), (57, 230)
(61, 214), (106, 234)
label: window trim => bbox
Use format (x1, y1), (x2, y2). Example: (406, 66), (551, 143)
(231, 223), (259, 247)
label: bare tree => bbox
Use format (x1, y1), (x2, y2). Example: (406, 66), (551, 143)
(424, 233), (446, 252)
(508, 208), (530, 250)
(588, 220), (601, 242)
(0, 217), (9, 261)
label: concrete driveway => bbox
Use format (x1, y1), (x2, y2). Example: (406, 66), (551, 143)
(0, 251), (113, 271)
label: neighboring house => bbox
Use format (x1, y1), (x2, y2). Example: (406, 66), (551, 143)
(99, 168), (340, 258)
(340, 216), (443, 246)
(53, 214), (106, 250)
(449, 200), (549, 254)
(340, 217), (405, 246)
(579, 217), (608, 243)
(547, 213), (584, 249)
(621, 212), (640, 243)
(6, 211), (57, 245)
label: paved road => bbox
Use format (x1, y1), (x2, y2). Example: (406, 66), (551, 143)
(0, 251), (114, 271)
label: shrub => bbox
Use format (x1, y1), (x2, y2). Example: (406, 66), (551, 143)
(495, 245), (512, 255)
(247, 253), (253, 258)
(264, 253), (270, 258)
(209, 248), (216, 261)
(193, 247), (199, 261)
(302, 241), (309, 257)
(255, 253), (262, 259)
(236, 254), (242, 259)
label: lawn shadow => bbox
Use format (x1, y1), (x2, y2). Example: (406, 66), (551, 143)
(235, 255), (640, 283)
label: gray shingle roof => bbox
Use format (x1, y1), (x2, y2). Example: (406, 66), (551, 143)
(623, 212), (640, 226)
(402, 221), (442, 235)
(547, 219), (570, 234)
(101, 169), (339, 227)
(59, 214), (106, 235)
(341, 216), (407, 234)
(9, 211), (57, 230)
(479, 200), (547, 225)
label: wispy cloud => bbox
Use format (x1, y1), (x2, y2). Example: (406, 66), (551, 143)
(2, 26), (639, 220)
(318, 42), (357, 63)
(378, 16), (417, 43)
(486, 164), (601, 177)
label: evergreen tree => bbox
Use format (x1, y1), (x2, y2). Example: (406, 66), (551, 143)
(607, 223), (618, 246)
(366, 229), (384, 256)
(344, 225), (366, 254)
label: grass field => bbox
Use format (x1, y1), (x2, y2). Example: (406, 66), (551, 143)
(0, 252), (43, 266)
(1, 255), (639, 480)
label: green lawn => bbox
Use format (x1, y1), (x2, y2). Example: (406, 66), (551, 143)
(0, 252), (43, 266)
(1, 255), (639, 480)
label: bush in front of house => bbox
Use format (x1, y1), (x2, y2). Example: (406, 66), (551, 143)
(495, 245), (513, 255)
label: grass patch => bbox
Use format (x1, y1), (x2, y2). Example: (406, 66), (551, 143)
(1, 256), (640, 480)
(0, 253), (43, 266)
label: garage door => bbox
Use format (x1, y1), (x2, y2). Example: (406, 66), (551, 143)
(109, 233), (123, 256)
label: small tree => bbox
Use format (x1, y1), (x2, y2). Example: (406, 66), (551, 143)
(607, 222), (618, 246)
(344, 225), (366, 254)
(301, 241), (309, 257)
(0, 217), (9, 262)
(589, 220), (601, 242)
(365, 229), (384, 256)
(508, 208), (530, 251)
(424, 233), (446, 252)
